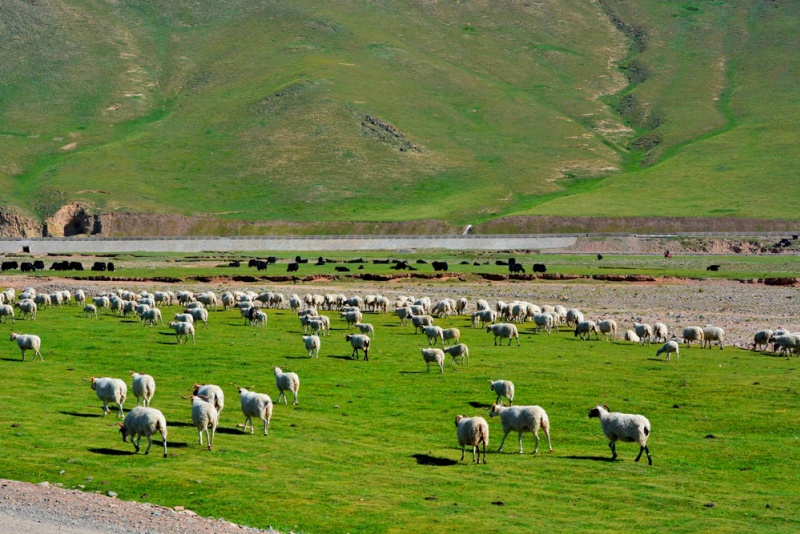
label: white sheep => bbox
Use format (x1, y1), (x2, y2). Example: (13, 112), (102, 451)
(770, 334), (800, 356)
(34, 293), (51, 309)
(192, 383), (225, 416)
(622, 329), (640, 343)
(702, 326), (725, 349)
(588, 404), (652, 465)
(751, 329), (773, 351)
(411, 314), (435, 333)
(0, 303), (15, 324)
(455, 415), (489, 464)
(421, 348), (445, 373)
(14, 299), (37, 320)
(683, 326), (704, 348)
(354, 322), (375, 339)
(345, 333), (371, 360)
(340, 309), (363, 329)
(489, 379), (515, 405)
(140, 308), (163, 327)
(656, 340), (680, 362)
(303, 335), (321, 358)
(574, 320), (599, 341)
(633, 321), (653, 346)
(130, 372), (156, 407)
(442, 327), (460, 346)
(83, 304), (98, 319)
(184, 307), (209, 329)
(472, 309), (497, 328)
(422, 325), (444, 346)
(486, 323), (520, 346)
(118, 406), (168, 457)
(173, 313), (194, 325)
(489, 403), (552, 454)
(598, 319), (617, 341)
(92, 295), (110, 312)
(73, 289), (86, 306)
(86, 377), (127, 417)
(443, 343), (469, 365)
(273, 367), (300, 405)
(169, 321), (196, 344)
(235, 385), (273, 435)
(10, 333), (42, 361)
(186, 395), (218, 450)
(476, 299), (490, 311)
(455, 298), (468, 315)
(566, 308), (584, 327)
(251, 310), (268, 328)
(533, 313), (555, 334)
(652, 322), (669, 343)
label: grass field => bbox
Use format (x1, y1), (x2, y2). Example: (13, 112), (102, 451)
(1, 284), (798, 532)
(1, 1), (799, 228)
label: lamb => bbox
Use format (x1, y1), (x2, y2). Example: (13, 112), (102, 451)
(130, 372), (156, 406)
(683, 326), (704, 348)
(303, 335), (321, 358)
(442, 327), (460, 345)
(169, 321), (196, 344)
(10, 333), (42, 361)
(0, 303), (15, 323)
(85, 377), (127, 417)
(751, 329), (773, 351)
(702, 326), (725, 349)
(354, 322), (375, 339)
(118, 406), (168, 457)
(486, 323), (520, 346)
(83, 304), (98, 319)
(421, 348), (445, 373)
(183, 307), (209, 329)
(140, 308), (163, 327)
(186, 395), (218, 450)
(598, 319), (617, 341)
(622, 329), (640, 343)
(192, 383), (224, 416)
(273, 367), (300, 405)
(251, 310), (268, 328)
(574, 320), (599, 341)
(235, 385), (273, 435)
(455, 415), (489, 464)
(652, 322), (669, 343)
(489, 379), (515, 405)
(588, 404), (652, 465)
(443, 343), (469, 365)
(345, 333), (371, 361)
(633, 321), (653, 346)
(656, 340), (680, 362)
(489, 403), (552, 454)
(422, 325), (444, 346)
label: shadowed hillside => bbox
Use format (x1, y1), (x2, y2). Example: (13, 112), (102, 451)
(0, 0), (797, 235)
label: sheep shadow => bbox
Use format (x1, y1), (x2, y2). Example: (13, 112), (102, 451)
(468, 401), (492, 409)
(88, 448), (134, 456)
(0, 358), (23, 362)
(564, 455), (615, 462)
(284, 356), (310, 360)
(120, 320), (140, 324)
(60, 411), (102, 418)
(412, 454), (458, 467)
(399, 370), (426, 374)
(327, 355), (355, 360)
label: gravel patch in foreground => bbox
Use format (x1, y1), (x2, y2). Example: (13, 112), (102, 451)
(0, 479), (280, 534)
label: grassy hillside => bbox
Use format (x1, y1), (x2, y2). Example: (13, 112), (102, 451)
(0, 0), (797, 230)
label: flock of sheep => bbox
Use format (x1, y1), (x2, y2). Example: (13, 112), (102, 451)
(1, 283), (790, 464)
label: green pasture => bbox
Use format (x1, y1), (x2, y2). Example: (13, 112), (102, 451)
(1, 298), (798, 532)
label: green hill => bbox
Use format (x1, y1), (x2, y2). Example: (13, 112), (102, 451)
(0, 0), (798, 234)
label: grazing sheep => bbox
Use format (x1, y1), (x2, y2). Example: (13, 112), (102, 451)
(533, 313), (555, 334)
(34, 293), (51, 310)
(751, 329), (773, 351)
(187, 395), (218, 450)
(455, 415), (489, 464)
(442, 327), (461, 346)
(455, 298), (468, 315)
(92, 296), (110, 312)
(443, 343), (469, 365)
(86, 377), (127, 417)
(476, 299), (490, 311)
(183, 307), (209, 329)
(566, 308), (584, 328)
(130, 372), (156, 407)
(683, 326), (704, 348)
(411, 314), (435, 333)
(273, 367), (300, 405)
(303, 335), (321, 358)
(14, 299), (37, 320)
(83, 304), (98, 319)
(10, 333), (42, 361)
(421, 348), (445, 373)
(140, 308), (163, 327)
(0, 304), (15, 323)
(169, 321), (196, 345)
(489, 403), (552, 454)
(574, 320), (599, 341)
(652, 323), (669, 343)
(118, 406), (168, 457)
(622, 329), (640, 343)
(598, 319), (617, 341)
(588, 404), (652, 465)
(633, 321), (653, 346)
(472, 309), (497, 328)
(770, 334), (800, 356)
(340, 309), (363, 329)
(235, 385), (273, 435)
(345, 333), (371, 361)
(422, 325), (444, 346)
(486, 323), (520, 346)
(702, 326), (725, 349)
(354, 322), (375, 338)
(656, 341), (680, 362)
(489, 379), (515, 405)
(192, 384), (225, 416)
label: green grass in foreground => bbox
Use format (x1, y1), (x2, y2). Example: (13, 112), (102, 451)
(0, 300), (798, 532)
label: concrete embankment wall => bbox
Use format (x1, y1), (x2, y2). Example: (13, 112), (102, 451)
(0, 235), (578, 254)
